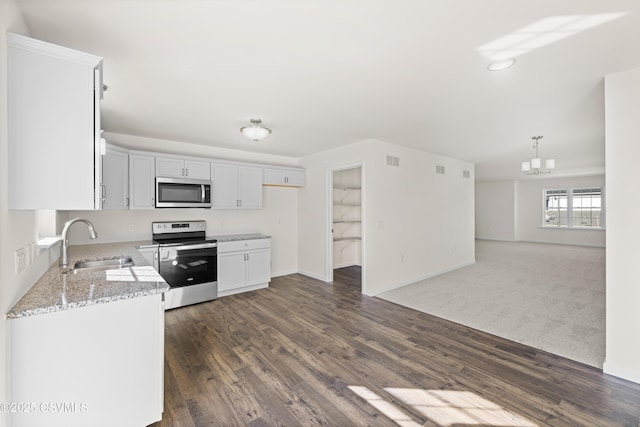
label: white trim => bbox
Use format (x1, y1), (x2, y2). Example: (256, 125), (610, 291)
(603, 362), (640, 385)
(297, 270), (330, 282)
(271, 269), (298, 278)
(334, 262), (361, 269)
(7, 32), (103, 66)
(475, 237), (605, 249)
(538, 226), (605, 231)
(369, 260), (477, 297)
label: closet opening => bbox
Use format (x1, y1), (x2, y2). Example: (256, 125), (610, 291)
(327, 164), (363, 289)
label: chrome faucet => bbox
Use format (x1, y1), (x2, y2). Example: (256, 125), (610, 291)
(60, 218), (98, 268)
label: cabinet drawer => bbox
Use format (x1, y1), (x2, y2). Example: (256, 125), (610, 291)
(217, 238), (271, 253)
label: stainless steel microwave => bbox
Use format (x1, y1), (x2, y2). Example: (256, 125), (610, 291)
(155, 177), (212, 208)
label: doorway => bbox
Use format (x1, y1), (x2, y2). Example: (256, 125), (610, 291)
(327, 164), (364, 289)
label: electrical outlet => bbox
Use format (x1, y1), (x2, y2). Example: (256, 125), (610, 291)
(15, 248), (26, 275)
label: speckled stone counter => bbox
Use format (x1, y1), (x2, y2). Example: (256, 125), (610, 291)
(208, 233), (271, 242)
(6, 241), (169, 319)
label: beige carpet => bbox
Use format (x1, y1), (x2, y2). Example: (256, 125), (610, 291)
(377, 240), (605, 368)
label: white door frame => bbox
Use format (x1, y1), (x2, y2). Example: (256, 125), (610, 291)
(325, 162), (365, 290)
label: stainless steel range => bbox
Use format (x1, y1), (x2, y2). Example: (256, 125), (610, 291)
(152, 220), (217, 310)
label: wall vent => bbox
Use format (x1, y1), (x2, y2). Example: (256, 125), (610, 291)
(386, 155), (400, 167)
(463, 170), (471, 178)
(435, 165), (445, 175)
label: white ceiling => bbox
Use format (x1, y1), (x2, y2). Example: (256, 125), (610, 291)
(14, 0), (640, 180)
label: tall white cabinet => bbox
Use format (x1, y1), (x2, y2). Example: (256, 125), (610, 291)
(129, 153), (156, 209)
(101, 144), (129, 210)
(7, 33), (104, 210)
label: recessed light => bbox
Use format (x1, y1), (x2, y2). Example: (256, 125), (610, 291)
(487, 58), (516, 71)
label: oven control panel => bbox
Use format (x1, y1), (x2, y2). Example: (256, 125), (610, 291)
(152, 220), (206, 235)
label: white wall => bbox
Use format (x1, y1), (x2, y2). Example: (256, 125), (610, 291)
(0, 7), (62, 427)
(475, 176), (606, 247)
(299, 139), (475, 296)
(64, 133), (300, 277)
(604, 66), (640, 384)
(475, 180), (516, 241)
(516, 175), (605, 247)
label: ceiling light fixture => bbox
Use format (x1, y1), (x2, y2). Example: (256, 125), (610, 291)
(522, 135), (555, 175)
(240, 118), (271, 141)
(487, 58), (516, 71)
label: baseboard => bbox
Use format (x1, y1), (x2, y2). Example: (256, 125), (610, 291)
(603, 362), (640, 385)
(372, 259), (477, 296)
(333, 262), (361, 269)
(271, 268), (298, 278)
(296, 270), (329, 282)
(475, 237), (605, 249)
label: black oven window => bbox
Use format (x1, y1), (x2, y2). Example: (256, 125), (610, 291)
(159, 248), (217, 287)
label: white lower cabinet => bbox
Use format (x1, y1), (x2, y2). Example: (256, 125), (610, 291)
(217, 238), (271, 297)
(8, 294), (164, 427)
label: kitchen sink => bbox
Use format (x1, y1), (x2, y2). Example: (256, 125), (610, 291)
(73, 256), (135, 273)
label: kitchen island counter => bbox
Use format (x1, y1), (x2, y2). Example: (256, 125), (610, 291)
(6, 241), (169, 319)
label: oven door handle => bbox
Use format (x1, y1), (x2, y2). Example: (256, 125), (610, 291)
(160, 242), (217, 251)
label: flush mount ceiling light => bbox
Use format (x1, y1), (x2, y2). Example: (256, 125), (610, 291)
(240, 118), (271, 141)
(522, 135), (555, 175)
(487, 58), (516, 71)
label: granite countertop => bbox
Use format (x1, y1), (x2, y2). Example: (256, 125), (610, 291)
(135, 233), (270, 250)
(6, 241), (169, 319)
(210, 233), (270, 242)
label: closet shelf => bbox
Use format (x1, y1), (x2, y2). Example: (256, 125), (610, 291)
(333, 237), (362, 242)
(334, 203), (361, 207)
(333, 220), (361, 224)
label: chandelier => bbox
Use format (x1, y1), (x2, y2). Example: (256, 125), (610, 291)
(240, 118), (271, 141)
(521, 135), (555, 175)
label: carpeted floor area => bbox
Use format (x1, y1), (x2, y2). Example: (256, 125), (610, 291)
(377, 240), (605, 368)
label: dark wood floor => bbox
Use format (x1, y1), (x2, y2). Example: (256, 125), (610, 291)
(152, 267), (640, 426)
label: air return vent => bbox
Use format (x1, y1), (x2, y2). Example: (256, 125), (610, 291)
(463, 170), (471, 178)
(435, 165), (445, 175)
(386, 155), (400, 167)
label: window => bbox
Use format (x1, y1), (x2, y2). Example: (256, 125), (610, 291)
(543, 187), (604, 229)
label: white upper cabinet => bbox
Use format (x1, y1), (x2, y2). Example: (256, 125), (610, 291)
(156, 156), (210, 180)
(129, 153), (156, 209)
(8, 33), (104, 210)
(211, 162), (263, 209)
(101, 144), (129, 210)
(263, 167), (305, 187)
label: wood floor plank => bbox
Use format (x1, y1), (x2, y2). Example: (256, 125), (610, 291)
(151, 267), (640, 427)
